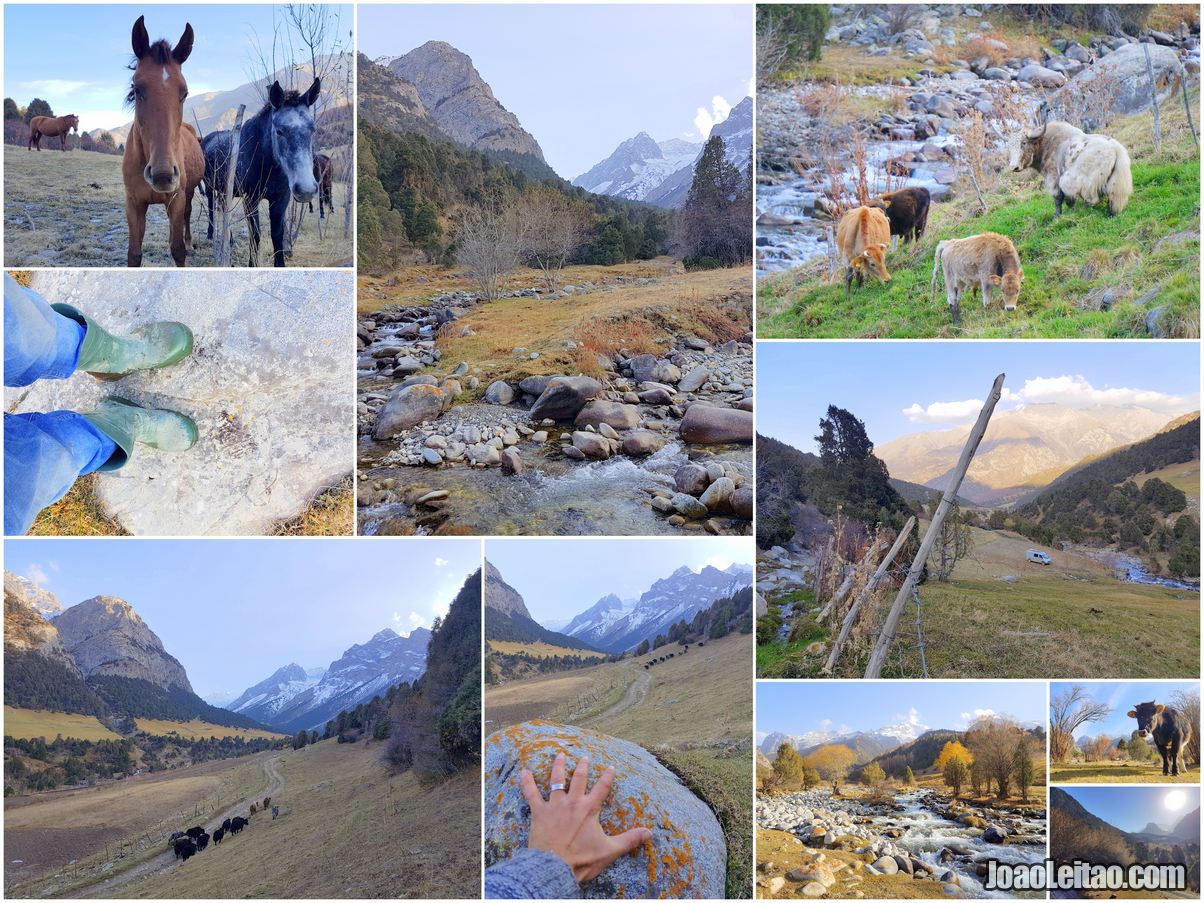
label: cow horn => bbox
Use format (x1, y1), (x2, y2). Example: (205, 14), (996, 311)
(1024, 123), (1046, 140)
(878, 242), (888, 250)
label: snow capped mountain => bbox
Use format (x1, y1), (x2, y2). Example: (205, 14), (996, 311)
(562, 563), (753, 653)
(572, 132), (702, 203)
(760, 727), (908, 764)
(575, 96), (752, 209)
(227, 628), (430, 734)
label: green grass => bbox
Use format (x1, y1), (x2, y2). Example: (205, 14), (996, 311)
(1049, 759), (1197, 784)
(656, 747), (752, 900)
(758, 160), (1200, 338)
(755, 590), (830, 678)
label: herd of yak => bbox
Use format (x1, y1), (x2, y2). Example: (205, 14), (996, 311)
(835, 118), (1134, 323)
(642, 640), (703, 670)
(168, 796), (273, 862)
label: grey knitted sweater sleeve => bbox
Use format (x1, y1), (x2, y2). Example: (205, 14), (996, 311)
(484, 848), (581, 899)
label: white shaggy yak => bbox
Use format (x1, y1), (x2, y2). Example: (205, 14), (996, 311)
(1009, 120), (1133, 217)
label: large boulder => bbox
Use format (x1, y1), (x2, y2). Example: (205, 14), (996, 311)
(375, 383), (446, 439)
(483, 721), (726, 899)
(484, 380), (517, 405)
(6, 271), (353, 535)
(529, 376), (603, 421)
(1017, 64), (1067, 88)
(1058, 42), (1185, 115)
(628, 354), (681, 385)
(575, 400), (640, 431)
(679, 405), (754, 444)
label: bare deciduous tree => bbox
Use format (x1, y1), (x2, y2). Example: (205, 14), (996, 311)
(519, 189), (587, 290)
(1170, 688), (1201, 766)
(456, 200), (526, 300)
(1050, 686), (1112, 763)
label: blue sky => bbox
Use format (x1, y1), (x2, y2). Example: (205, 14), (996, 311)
(756, 342), (1200, 454)
(4, 538), (479, 698)
(1059, 786), (1200, 835)
(358, 3), (753, 179)
(3, 4), (353, 130)
(485, 537), (752, 626)
(756, 681), (1046, 740)
(1050, 681), (1201, 741)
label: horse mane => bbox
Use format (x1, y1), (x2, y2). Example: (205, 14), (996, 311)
(124, 41), (175, 107)
(257, 90), (307, 118)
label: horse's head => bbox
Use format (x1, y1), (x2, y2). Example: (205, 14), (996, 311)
(129, 15), (192, 192)
(266, 79), (321, 203)
(66, 114), (80, 133)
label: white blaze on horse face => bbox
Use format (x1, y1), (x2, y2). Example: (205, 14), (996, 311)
(271, 106), (318, 202)
(162, 68), (170, 83)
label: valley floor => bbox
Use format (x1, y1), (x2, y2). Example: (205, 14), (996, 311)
(1048, 759), (1198, 784)
(5, 739), (479, 899)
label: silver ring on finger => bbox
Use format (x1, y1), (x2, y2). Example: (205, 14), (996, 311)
(549, 782), (567, 794)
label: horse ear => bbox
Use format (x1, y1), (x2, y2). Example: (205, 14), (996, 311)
(173, 23), (194, 65)
(989, 274), (1002, 284)
(1156, 704), (1165, 713)
(269, 81), (284, 109)
(132, 15), (150, 59)
(1127, 710), (1137, 718)
(303, 78), (321, 107)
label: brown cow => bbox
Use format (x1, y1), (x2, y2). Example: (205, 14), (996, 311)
(1128, 701), (1192, 777)
(28, 114), (79, 151)
(249, 802), (258, 814)
(263, 796), (271, 809)
(930, 232), (1024, 324)
(835, 206), (892, 294)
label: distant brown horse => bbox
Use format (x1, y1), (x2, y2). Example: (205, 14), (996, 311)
(28, 114), (79, 151)
(310, 153), (334, 218)
(122, 16), (204, 267)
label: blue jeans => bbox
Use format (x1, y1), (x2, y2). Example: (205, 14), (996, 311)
(4, 275), (117, 535)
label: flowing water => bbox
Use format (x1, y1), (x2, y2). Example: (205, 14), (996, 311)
(1073, 547), (1201, 592)
(886, 792), (1047, 898)
(360, 440), (753, 536)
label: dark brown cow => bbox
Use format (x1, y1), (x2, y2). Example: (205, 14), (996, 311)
(868, 187), (931, 245)
(1128, 701), (1192, 777)
(310, 153), (333, 218)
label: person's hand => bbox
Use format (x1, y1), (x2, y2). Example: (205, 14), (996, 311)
(520, 751), (653, 884)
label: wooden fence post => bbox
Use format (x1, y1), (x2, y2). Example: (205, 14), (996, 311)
(215, 104), (246, 267)
(824, 516), (916, 674)
(864, 374), (1005, 678)
(1143, 43), (1162, 153)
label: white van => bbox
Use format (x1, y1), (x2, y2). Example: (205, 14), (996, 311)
(1026, 549), (1051, 566)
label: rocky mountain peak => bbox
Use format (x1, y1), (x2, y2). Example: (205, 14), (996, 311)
(484, 561), (533, 619)
(3, 571), (62, 618)
(53, 595), (193, 692)
(388, 41), (546, 162)
(3, 574), (75, 666)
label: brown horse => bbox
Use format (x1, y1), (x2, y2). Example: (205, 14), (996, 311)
(310, 153), (334, 218)
(122, 16), (204, 267)
(28, 114), (79, 151)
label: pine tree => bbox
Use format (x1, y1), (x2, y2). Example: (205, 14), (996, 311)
(680, 136), (751, 267)
(1012, 738), (1035, 802)
(24, 98), (53, 123)
(903, 766), (916, 785)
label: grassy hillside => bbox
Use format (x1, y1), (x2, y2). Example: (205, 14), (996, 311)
(758, 91), (1201, 339)
(488, 640), (608, 660)
(759, 524), (1199, 679)
(3, 707), (119, 742)
(3, 149), (352, 268)
(133, 719), (285, 741)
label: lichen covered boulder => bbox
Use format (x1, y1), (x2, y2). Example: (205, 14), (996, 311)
(484, 720), (727, 899)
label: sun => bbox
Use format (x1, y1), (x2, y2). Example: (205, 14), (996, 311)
(1164, 789), (1187, 812)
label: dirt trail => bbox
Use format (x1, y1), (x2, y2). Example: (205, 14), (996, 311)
(582, 668), (651, 727)
(75, 755), (284, 899)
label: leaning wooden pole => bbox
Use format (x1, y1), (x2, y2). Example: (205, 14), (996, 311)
(824, 515), (915, 674)
(864, 373), (1005, 678)
(216, 104), (246, 267)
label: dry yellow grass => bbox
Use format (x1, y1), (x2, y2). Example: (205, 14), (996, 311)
(3, 707), (120, 742)
(25, 474), (129, 536)
(488, 640), (608, 660)
(133, 719), (286, 741)
(270, 477), (355, 536)
(3, 149), (352, 267)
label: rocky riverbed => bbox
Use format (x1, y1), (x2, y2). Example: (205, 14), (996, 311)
(756, 4), (1198, 275)
(757, 788), (1047, 899)
(356, 281), (754, 535)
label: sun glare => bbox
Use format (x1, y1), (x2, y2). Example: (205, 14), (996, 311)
(1164, 789), (1187, 812)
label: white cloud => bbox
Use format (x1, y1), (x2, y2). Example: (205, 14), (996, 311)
(961, 708), (998, 724)
(694, 95), (732, 138)
(23, 564), (51, 586)
(408, 612), (425, 629)
(1002, 375), (1195, 412)
(819, 718), (832, 730)
(20, 79), (94, 96)
(903, 399), (985, 423)
(746, 76), (755, 99)
(434, 557), (449, 567)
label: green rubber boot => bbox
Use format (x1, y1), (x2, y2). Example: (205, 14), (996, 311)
(52, 303), (193, 382)
(82, 397), (199, 472)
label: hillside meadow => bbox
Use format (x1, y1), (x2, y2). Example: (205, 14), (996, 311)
(758, 90), (1201, 339)
(3, 707), (120, 742)
(1049, 759), (1197, 784)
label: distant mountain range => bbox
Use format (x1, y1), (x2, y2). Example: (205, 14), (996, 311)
(760, 713), (931, 764)
(3, 572), (260, 729)
(560, 563), (753, 653)
(224, 629), (431, 734)
(573, 96), (753, 208)
(877, 403), (1184, 506)
(87, 53), (352, 146)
